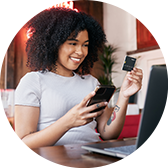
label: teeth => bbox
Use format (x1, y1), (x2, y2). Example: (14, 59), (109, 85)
(70, 57), (80, 62)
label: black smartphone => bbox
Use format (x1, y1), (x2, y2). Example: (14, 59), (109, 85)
(87, 85), (116, 112)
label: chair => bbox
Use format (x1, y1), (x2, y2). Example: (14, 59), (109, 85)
(118, 114), (141, 139)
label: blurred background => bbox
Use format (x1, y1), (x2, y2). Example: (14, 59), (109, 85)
(0, 1), (166, 132)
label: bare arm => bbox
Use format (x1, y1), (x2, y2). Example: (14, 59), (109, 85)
(15, 106), (72, 148)
(97, 68), (143, 140)
(96, 93), (129, 140)
(15, 91), (106, 149)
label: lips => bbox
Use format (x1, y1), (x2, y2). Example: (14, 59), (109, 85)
(70, 56), (81, 63)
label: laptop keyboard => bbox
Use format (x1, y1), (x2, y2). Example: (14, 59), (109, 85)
(104, 145), (136, 155)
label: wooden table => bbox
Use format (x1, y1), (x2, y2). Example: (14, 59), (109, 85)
(33, 139), (136, 168)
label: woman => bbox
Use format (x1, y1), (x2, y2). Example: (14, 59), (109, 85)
(15, 7), (143, 148)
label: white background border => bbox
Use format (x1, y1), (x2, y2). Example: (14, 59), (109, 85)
(0, 0), (167, 168)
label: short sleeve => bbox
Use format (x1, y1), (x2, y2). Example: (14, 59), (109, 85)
(15, 72), (41, 107)
(95, 78), (100, 86)
(83, 74), (100, 90)
(90, 75), (100, 88)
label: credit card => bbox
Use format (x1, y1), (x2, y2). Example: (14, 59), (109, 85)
(122, 55), (136, 71)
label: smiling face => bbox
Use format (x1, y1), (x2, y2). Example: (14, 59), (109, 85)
(56, 30), (89, 77)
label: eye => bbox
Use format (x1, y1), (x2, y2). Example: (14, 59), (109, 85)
(83, 43), (89, 47)
(69, 43), (77, 46)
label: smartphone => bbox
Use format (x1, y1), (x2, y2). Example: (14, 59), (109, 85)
(87, 85), (116, 112)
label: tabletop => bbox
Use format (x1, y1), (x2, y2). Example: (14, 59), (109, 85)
(33, 139), (136, 168)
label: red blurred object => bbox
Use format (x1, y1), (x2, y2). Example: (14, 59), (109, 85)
(95, 114), (141, 141)
(118, 114), (141, 139)
(27, 1), (78, 39)
(137, 19), (158, 49)
(48, 1), (78, 11)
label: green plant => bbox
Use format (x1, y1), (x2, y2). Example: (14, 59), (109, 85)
(98, 44), (118, 86)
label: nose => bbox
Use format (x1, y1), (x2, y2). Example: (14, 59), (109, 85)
(75, 45), (83, 56)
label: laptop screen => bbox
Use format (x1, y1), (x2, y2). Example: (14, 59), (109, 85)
(136, 65), (168, 148)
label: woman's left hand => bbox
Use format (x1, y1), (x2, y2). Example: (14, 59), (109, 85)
(120, 68), (143, 99)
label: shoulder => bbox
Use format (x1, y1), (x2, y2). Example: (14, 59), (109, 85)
(19, 71), (43, 84)
(23, 71), (42, 78)
(15, 71), (41, 106)
(16, 71), (42, 91)
(21, 71), (40, 80)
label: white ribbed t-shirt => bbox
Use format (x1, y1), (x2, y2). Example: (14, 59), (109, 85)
(15, 71), (101, 145)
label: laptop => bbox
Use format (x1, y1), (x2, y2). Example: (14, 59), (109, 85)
(82, 65), (168, 158)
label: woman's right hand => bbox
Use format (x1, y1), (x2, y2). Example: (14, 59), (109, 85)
(64, 91), (107, 129)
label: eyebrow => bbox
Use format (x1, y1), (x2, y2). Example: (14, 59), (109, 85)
(67, 38), (89, 43)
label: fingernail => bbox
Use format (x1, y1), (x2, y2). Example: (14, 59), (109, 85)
(91, 91), (95, 95)
(104, 102), (108, 105)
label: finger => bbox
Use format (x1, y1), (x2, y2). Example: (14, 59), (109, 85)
(132, 68), (143, 78)
(127, 75), (142, 87)
(84, 118), (93, 125)
(127, 72), (142, 83)
(129, 70), (143, 81)
(85, 109), (104, 119)
(133, 67), (142, 72)
(86, 101), (108, 113)
(80, 91), (95, 107)
(128, 77), (140, 84)
(132, 68), (143, 75)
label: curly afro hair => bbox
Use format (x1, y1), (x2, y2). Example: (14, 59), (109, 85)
(26, 7), (106, 75)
